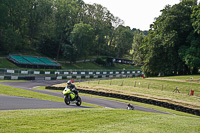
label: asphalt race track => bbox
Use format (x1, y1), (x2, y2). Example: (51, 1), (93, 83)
(0, 95), (91, 110)
(0, 80), (171, 114)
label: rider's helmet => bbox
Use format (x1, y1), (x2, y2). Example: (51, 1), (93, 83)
(67, 80), (72, 86)
(128, 103), (131, 106)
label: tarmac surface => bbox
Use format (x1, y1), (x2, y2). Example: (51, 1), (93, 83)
(0, 95), (90, 110)
(0, 80), (172, 114)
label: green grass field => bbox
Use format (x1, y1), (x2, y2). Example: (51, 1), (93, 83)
(33, 86), (200, 117)
(1, 75), (200, 132)
(54, 75), (200, 109)
(88, 77), (200, 95)
(153, 75), (200, 80)
(1, 109), (200, 133)
(0, 59), (19, 69)
(0, 84), (64, 102)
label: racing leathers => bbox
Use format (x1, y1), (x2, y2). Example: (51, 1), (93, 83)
(66, 83), (78, 99)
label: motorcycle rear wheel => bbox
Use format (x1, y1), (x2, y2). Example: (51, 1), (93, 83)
(76, 96), (82, 106)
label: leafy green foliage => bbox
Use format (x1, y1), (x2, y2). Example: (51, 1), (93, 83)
(0, 0), (134, 62)
(1, 0), (199, 76)
(191, 2), (200, 34)
(70, 22), (95, 60)
(131, 30), (145, 65)
(113, 25), (133, 58)
(95, 58), (107, 66)
(133, 0), (200, 76)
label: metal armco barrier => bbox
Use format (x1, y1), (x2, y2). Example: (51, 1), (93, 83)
(0, 68), (143, 80)
(46, 86), (200, 116)
(43, 74), (141, 80)
(0, 68), (143, 76)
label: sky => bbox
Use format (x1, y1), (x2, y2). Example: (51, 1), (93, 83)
(84, 0), (199, 31)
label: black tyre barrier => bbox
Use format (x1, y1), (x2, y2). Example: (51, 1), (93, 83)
(45, 86), (200, 116)
(23, 76), (35, 80)
(1, 76), (35, 80)
(4, 76), (11, 80)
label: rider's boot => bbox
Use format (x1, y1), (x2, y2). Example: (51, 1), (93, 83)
(75, 94), (78, 100)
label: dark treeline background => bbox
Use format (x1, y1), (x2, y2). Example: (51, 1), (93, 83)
(0, 0), (143, 60)
(0, 0), (199, 76)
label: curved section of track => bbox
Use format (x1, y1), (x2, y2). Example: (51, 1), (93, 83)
(0, 80), (172, 114)
(0, 95), (90, 110)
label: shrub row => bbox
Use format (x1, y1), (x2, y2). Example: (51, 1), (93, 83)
(45, 86), (200, 116)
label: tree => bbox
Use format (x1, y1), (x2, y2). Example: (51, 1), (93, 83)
(83, 3), (118, 56)
(0, 0), (137, 61)
(69, 22), (94, 61)
(34, 0), (58, 58)
(142, 0), (197, 76)
(113, 25), (133, 58)
(0, 0), (8, 53)
(132, 30), (145, 65)
(191, 3), (200, 34)
(178, 3), (200, 74)
(0, 0), (27, 54)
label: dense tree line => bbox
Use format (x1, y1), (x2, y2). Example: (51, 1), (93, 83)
(132, 0), (200, 76)
(1, 0), (198, 76)
(0, 0), (138, 62)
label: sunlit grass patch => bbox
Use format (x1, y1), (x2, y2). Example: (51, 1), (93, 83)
(53, 77), (200, 109)
(0, 109), (200, 133)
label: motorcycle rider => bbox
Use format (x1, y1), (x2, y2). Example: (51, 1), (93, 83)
(66, 80), (78, 99)
(127, 103), (134, 110)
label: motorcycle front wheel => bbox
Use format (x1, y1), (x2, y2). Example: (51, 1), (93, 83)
(64, 96), (70, 105)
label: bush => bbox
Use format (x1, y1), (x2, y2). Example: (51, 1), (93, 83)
(95, 58), (106, 66)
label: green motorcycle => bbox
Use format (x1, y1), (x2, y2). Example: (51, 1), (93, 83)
(62, 88), (82, 106)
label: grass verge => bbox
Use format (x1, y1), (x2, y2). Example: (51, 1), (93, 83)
(53, 77), (200, 109)
(1, 80), (200, 132)
(34, 86), (199, 117)
(0, 59), (19, 69)
(0, 84), (101, 108)
(0, 109), (200, 133)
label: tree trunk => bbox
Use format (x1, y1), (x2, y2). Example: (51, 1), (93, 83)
(192, 67), (198, 74)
